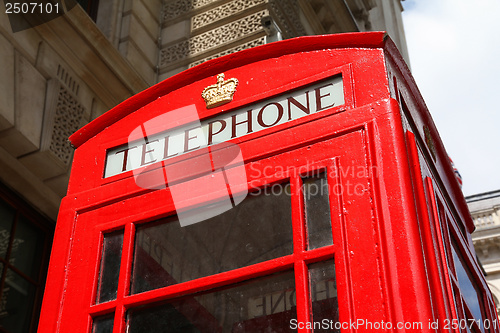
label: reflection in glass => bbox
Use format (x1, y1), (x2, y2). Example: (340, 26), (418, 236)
(309, 261), (339, 332)
(127, 271), (296, 332)
(0, 199), (15, 259)
(96, 230), (124, 303)
(92, 314), (114, 333)
(451, 240), (485, 328)
(303, 173), (333, 249)
(10, 215), (45, 279)
(0, 269), (36, 332)
(131, 183), (293, 294)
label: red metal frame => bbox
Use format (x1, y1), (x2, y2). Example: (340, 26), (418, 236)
(39, 32), (499, 332)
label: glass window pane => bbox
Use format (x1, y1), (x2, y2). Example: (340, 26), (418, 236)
(96, 230), (124, 304)
(131, 183), (293, 294)
(0, 269), (36, 332)
(451, 240), (485, 327)
(0, 199), (15, 259)
(303, 173), (333, 250)
(127, 271), (296, 332)
(10, 215), (45, 279)
(92, 314), (114, 333)
(309, 261), (339, 332)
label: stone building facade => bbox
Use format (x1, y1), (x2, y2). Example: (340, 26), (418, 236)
(0, 0), (408, 331)
(467, 190), (500, 314)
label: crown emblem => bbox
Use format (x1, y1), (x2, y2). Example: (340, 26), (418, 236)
(201, 73), (238, 109)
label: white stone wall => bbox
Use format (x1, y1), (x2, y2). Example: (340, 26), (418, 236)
(0, 5), (148, 218)
(468, 191), (500, 313)
(368, 0), (409, 65)
(118, 0), (162, 85)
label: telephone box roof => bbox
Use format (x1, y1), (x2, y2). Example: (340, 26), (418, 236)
(69, 32), (395, 148)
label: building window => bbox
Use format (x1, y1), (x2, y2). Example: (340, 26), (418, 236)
(0, 184), (53, 333)
(76, 0), (99, 22)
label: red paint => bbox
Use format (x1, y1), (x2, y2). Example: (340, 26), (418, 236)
(39, 32), (498, 332)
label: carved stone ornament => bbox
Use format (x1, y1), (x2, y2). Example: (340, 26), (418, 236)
(49, 85), (85, 165)
(189, 37), (266, 68)
(201, 73), (238, 108)
(160, 10), (266, 66)
(163, 0), (219, 21)
(192, 0), (267, 30)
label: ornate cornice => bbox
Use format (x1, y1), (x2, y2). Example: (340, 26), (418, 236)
(189, 36), (266, 67)
(160, 10), (267, 66)
(163, 0), (221, 21)
(192, 0), (267, 31)
(473, 236), (500, 260)
(269, 0), (307, 38)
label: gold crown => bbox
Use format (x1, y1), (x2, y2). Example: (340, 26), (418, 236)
(201, 73), (238, 109)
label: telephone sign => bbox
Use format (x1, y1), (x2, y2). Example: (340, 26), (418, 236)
(104, 76), (343, 178)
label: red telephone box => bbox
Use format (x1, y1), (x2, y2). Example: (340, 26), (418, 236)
(39, 32), (499, 332)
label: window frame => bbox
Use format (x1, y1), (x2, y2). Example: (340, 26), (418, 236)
(426, 178), (497, 333)
(81, 157), (342, 332)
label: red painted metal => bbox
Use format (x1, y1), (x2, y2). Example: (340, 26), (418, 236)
(39, 32), (498, 332)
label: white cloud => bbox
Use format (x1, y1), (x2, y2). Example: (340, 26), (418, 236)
(403, 0), (500, 196)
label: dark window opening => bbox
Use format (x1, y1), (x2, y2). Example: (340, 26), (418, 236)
(76, 0), (99, 22)
(0, 184), (54, 333)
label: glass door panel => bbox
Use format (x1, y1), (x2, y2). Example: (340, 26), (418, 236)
(131, 182), (293, 294)
(127, 271), (296, 332)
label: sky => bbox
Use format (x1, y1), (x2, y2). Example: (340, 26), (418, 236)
(401, 0), (500, 197)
